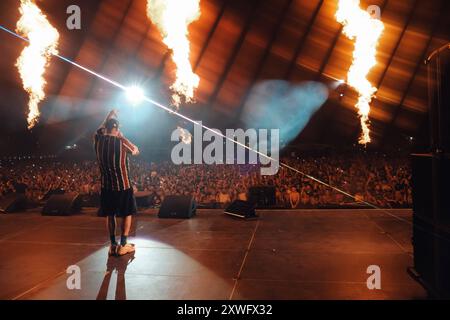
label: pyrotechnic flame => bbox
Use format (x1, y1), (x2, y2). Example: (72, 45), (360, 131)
(147, 0), (201, 107)
(177, 126), (192, 144)
(336, 0), (384, 144)
(16, 0), (59, 129)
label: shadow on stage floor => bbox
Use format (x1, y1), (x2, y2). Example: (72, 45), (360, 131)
(0, 208), (426, 300)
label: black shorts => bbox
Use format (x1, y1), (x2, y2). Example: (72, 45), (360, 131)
(99, 188), (137, 217)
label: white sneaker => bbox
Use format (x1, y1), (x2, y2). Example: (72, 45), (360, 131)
(117, 243), (135, 256)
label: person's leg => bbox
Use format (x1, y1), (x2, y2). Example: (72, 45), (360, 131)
(102, 189), (118, 255)
(117, 215), (135, 256)
(120, 215), (132, 246)
(107, 215), (117, 245)
(117, 189), (137, 256)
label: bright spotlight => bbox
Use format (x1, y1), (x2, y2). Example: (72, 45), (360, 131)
(126, 85), (145, 105)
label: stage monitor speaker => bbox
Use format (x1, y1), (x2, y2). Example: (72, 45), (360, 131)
(249, 186), (276, 208)
(42, 193), (82, 216)
(158, 196), (196, 219)
(0, 193), (27, 213)
(225, 200), (257, 220)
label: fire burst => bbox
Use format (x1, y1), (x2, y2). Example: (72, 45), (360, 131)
(336, 0), (384, 144)
(16, 0), (59, 129)
(147, 0), (201, 107)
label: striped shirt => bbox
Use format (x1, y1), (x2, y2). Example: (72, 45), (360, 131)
(94, 128), (137, 191)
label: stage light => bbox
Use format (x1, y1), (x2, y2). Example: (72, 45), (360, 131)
(126, 85), (145, 105)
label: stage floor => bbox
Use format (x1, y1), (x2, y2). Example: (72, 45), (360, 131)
(0, 208), (426, 300)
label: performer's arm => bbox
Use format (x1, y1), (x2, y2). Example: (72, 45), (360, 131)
(120, 134), (140, 156)
(97, 109), (117, 135)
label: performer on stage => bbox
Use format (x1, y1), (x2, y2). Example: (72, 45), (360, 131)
(94, 110), (140, 257)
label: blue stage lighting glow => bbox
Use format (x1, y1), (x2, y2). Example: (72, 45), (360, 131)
(125, 85), (145, 106)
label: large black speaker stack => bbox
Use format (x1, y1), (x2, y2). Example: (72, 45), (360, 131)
(411, 44), (450, 299)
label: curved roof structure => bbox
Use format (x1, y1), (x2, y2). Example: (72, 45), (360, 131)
(0, 0), (449, 151)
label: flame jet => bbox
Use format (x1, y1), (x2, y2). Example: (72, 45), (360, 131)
(16, 0), (59, 129)
(147, 0), (201, 108)
(336, 0), (384, 144)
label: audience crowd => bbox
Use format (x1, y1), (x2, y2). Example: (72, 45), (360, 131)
(0, 153), (412, 209)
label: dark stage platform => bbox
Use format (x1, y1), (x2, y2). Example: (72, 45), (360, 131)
(0, 209), (426, 300)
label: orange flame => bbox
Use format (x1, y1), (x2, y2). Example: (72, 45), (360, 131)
(16, 0), (59, 129)
(336, 0), (384, 144)
(147, 0), (201, 107)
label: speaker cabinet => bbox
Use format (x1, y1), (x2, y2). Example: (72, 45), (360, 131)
(158, 196), (196, 219)
(42, 193), (82, 216)
(413, 215), (450, 299)
(0, 193), (27, 213)
(412, 153), (450, 298)
(225, 200), (258, 220)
